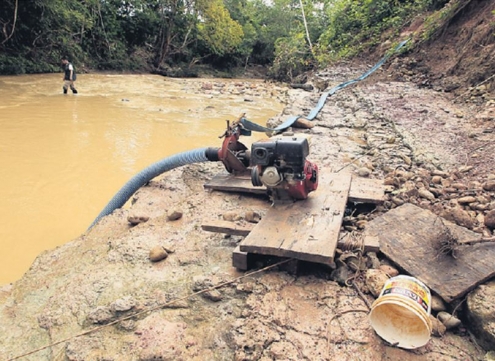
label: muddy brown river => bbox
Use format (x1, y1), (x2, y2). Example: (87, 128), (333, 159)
(0, 73), (284, 284)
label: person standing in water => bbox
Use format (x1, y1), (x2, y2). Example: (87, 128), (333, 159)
(61, 57), (78, 94)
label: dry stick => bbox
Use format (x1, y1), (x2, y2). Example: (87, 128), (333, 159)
(7, 259), (292, 361)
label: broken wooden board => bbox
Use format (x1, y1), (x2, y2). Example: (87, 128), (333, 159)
(363, 203), (495, 302)
(237, 171), (352, 266)
(202, 220), (380, 253)
(202, 220), (253, 237)
(204, 171), (384, 204)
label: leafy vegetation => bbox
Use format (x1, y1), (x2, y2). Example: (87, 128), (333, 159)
(0, 0), (454, 79)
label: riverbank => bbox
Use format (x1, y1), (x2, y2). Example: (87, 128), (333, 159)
(1, 59), (494, 359)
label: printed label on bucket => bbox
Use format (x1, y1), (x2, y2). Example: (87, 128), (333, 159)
(381, 277), (430, 313)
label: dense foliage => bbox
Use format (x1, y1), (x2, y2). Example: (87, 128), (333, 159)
(0, 0), (451, 79)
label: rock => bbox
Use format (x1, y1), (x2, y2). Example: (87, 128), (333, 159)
(442, 206), (475, 229)
(127, 215), (150, 226)
(379, 265), (399, 277)
(87, 306), (114, 324)
(245, 211), (261, 223)
(167, 210), (183, 221)
(418, 188), (436, 201)
(119, 319), (136, 331)
(357, 167), (371, 177)
(484, 181), (495, 191)
(437, 311), (461, 330)
(202, 289), (223, 302)
(458, 196), (477, 204)
(223, 211), (242, 221)
(459, 166), (473, 173)
(111, 296), (136, 313)
(466, 282), (495, 350)
(293, 118), (315, 129)
(149, 246), (168, 262)
(485, 351), (495, 361)
(431, 175), (443, 184)
(431, 295), (447, 312)
(365, 269), (389, 297)
(430, 315), (447, 337)
(485, 210), (495, 229)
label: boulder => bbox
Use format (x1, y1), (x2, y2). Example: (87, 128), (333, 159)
(466, 282), (495, 350)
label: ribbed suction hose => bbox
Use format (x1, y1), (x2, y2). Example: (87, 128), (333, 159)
(88, 147), (219, 230)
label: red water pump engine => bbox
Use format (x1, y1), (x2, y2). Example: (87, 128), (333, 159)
(250, 137), (318, 200)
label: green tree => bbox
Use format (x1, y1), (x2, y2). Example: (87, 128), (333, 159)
(197, 0), (244, 57)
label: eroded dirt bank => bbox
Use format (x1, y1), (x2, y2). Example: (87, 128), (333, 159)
(0, 61), (493, 360)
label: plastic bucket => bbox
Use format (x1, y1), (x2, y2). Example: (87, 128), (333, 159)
(369, 275), (432, 349)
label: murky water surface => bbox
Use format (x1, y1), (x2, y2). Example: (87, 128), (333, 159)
(0, 73), (283, 284)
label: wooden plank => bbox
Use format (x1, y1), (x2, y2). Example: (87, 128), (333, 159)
(364, 203), (495, 302)
(202, 219), (379, 253)
(204, 172), (384, 204)
(239, 171), (352, 265)
(201, 220), (254, 236)
(233, 245), (251, 270)
(204, 173), (265, 195)
(349, 177), (385, 204)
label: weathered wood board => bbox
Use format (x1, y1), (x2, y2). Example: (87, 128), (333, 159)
(237, 172), (352, 266)
(364, 203), (495, 302)
(204, 171), (384, 204)
(202, 220), (254, 237)
(201, 220), (380, 253)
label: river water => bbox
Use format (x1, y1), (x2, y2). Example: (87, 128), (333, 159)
(0, 73), (284, 284)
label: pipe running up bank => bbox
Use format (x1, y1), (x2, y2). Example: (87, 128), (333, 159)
(88, 147), (220, 230)
(89, 40), (410, 230)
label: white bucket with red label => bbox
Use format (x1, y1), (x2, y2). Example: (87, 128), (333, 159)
(369, 275), (432, 349)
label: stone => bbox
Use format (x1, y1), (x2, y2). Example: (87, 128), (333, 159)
(391, 197), (405, 206)
(223, 211), (242, 221)
(484, 181), (495, 191)
(418, 188), (435, 201)
(357, 167), (371, 178)
(442, 206), (475, 229)
(365, 269), (389, 297)
(202, 289), (223, 302)
(149, 246), (168, 262)
(430, 315), (447, 337)
(111, 296), (136, 313)
(245, 211), (261, 223)
(485, 210), (495, 229)
(431, 295), (447, 312)
(437, 311), (462, 330)
(466, 282), (495, 350)
(127, 215), (150, 226)
(167, 210), (183, 221)
(431, 176), (442, 184)
(379, 265), (399, 277)
(87, 306), (114, 324)
(458, 196), (477, 204)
